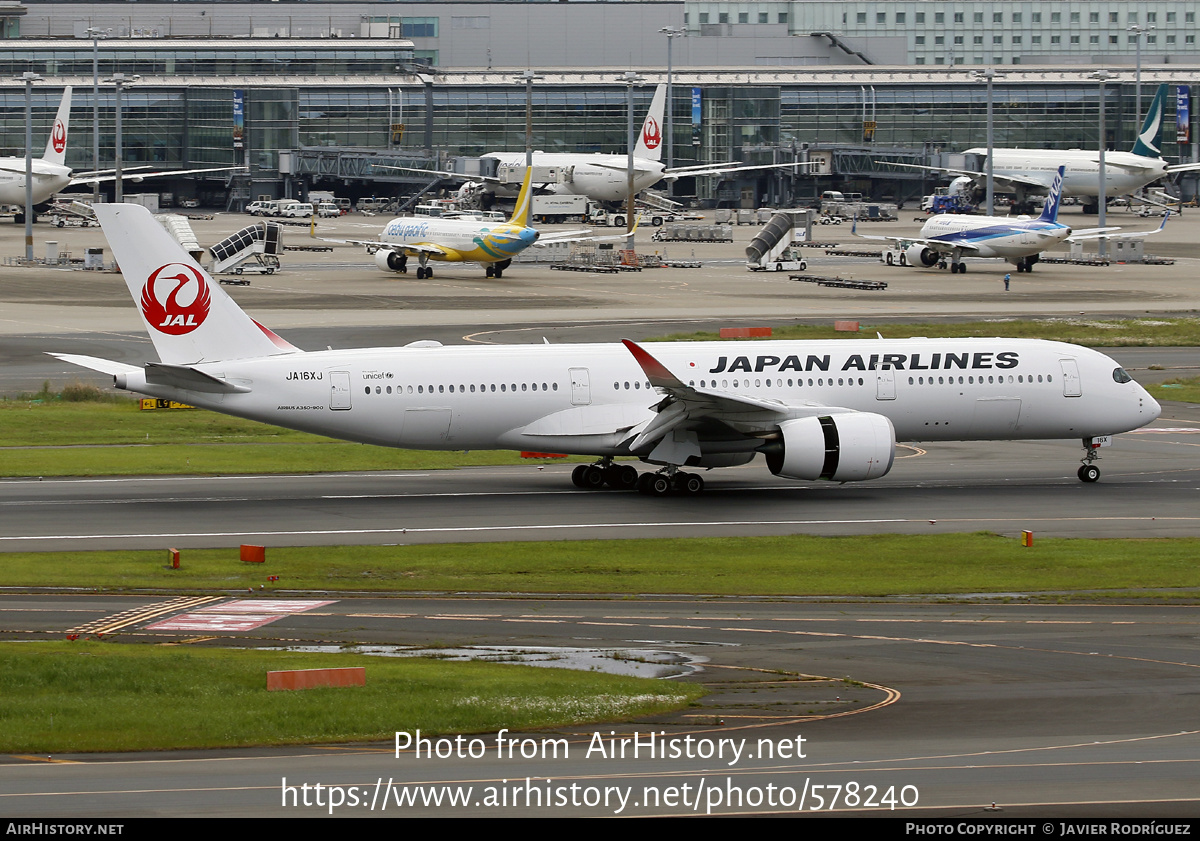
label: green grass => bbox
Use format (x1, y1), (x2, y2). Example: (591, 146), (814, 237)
(5, 534), (1198, 597)
(652, 317), (1200, 347)
(0, 399), (575, 476)
(0, 641), (702, 753)
(1148, 376), (1200, 405)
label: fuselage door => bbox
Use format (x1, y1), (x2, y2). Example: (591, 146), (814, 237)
(329, 370), (352, 410)
(876, 369), (896, 400)
(1060, 358), (1082, 397)
(569, 367), (591, 405)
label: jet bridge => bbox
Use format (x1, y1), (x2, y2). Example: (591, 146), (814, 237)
(209, 222), (282, 275)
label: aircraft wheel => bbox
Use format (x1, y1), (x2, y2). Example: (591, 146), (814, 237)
(416, 266), (427, 279)
(606, 464), (639, 490)
(485, 265), (494, 278)
(571, 464), (590, 488)
(640, 474), (672, 497)
(493, 267), (503, 279)
(1078, 464), (1101, 483)
(673, 473), (704, 495)
(580, 465), (607, 490)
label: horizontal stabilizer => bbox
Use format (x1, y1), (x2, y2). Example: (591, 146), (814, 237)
(144, 363), (251, 394)
(46, 353), (138, 377)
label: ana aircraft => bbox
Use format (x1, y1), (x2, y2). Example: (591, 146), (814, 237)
(389, 84), (810, 205)
(55, 202), (1160, 493)
(892, 84), (1200, 213)
(335, 170), (626, 278)
(855, 167), (1167, 273)
(0, 86), (245, 217)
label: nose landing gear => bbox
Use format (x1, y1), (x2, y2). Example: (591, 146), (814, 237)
(1078, 437), (1104, 482)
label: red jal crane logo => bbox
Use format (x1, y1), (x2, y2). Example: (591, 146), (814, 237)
(140, 263), (211, 335)
(642, 118), (661, 150)
(51, 120), (67, 154)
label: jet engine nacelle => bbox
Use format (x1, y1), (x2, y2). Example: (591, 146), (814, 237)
(764, 413), (896, 482)
(905, 244), (940, 267)
(375, 249), (406, 272)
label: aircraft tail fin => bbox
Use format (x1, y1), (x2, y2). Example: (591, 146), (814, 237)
(92, 203), (299, 365)
(633, 84), (667, 162)
(508, 166), (535, 227)
(1039, 166), (1066, 223)
(42, 86), (71, 167)
(1130, 83), (1167, 158)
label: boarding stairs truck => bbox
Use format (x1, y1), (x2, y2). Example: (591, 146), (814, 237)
(208, 221), (283, 275)
(746, 211), (809, 272)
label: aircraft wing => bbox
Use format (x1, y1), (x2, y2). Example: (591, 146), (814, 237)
(326, 236), (453, 257)
(69, 165), (248, 185)
(882, 162), (1052, 192)
(661, 161), (821, 180)
(535, 225), (637, 246)
(373, 164), (506, 187)
(1067, 212), (1170, 242)
(849, 219), (982, 254)
(615, 339), (857, 455)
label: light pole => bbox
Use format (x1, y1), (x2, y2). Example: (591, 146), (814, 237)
(17, 71), (42, 261)
(619, 70), (645, 252)
(513, 69), (542, 172)
(972, 67), (1004, 215)
(1127, 24), (1154, 122)
(659, 26), (685, 197)
(1091, 70), (1115, 258)
(86, 27), (109, 203)
(106, 73), (139, 203)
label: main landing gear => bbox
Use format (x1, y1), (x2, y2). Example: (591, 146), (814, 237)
(415, 255), (433, 280)
(1078, 438), (1102, 483)
(571, 460), (705, 496)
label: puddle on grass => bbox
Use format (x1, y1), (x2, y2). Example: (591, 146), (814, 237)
(281, 644), (705, 679)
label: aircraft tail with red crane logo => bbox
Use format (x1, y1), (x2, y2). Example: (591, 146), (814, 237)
(42, 86), (72, 167)
(92, 203), (299, 365)
(634, 84), (667, 162)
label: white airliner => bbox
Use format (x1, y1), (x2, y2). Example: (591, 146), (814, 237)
(56, 202), (1160, 493)
(333, 170), (628, 278)
(389, 84), (811, 204)
(892, 85), (1200, 212)
(0, 86), (244, 216)
(855, 167), (1167, 273)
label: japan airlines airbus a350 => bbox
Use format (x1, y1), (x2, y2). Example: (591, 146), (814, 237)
(0, 87), (244, 214)
(854, 166), (1167, 273)
(56, 203), (1160, 493)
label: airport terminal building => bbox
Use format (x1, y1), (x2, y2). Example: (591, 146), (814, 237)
(0, 1), (1198, 207)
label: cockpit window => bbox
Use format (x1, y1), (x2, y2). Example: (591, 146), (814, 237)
(1112, 367), (1133, 384)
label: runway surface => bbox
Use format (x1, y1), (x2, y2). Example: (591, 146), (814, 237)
(1, 596), (1198, 817)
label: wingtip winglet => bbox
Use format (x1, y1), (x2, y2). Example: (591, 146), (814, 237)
(621, 338), (684, 388)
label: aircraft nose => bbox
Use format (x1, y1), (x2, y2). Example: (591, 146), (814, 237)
(1144, 388), (1162, 421)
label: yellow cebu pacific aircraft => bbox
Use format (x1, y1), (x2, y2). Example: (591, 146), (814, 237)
(341, 169), (619, 279)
